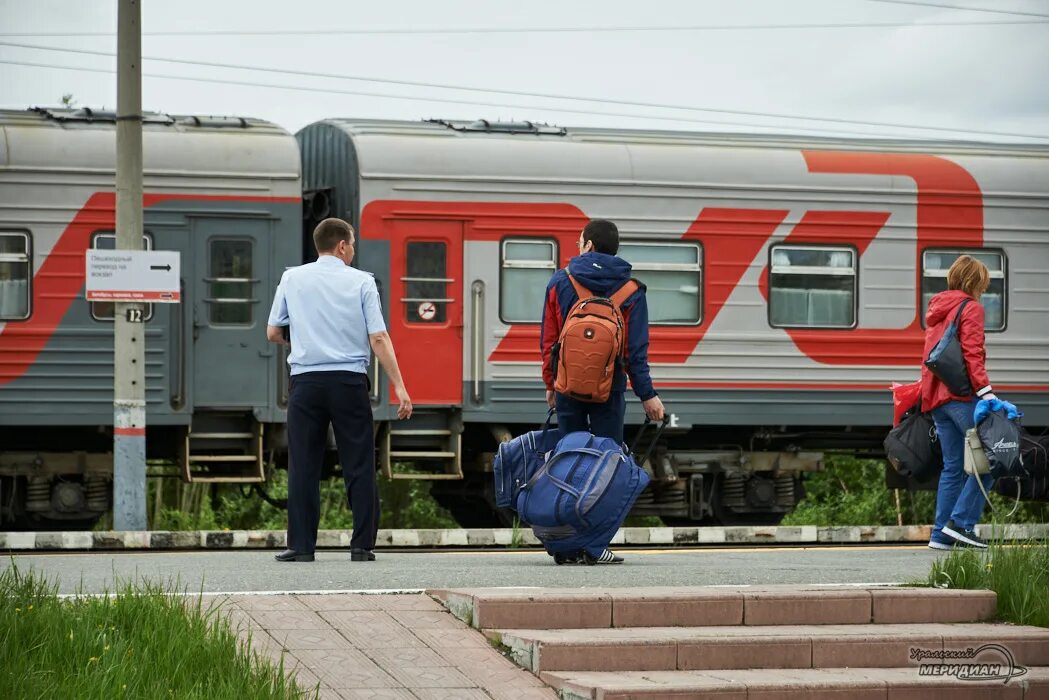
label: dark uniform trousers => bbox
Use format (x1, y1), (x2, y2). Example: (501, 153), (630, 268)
(555, 391), (627, 445)
(287, 370), (377, 554)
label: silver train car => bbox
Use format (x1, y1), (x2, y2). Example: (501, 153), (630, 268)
(0, 108), (300, 527)
(1, 109), (1046, 528)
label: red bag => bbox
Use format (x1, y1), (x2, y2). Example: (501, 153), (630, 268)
(891, 380), (922, 426)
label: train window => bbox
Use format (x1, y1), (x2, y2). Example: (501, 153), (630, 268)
(90, 233), (155, 321)
(0, 231), (31, 320)
(500, 239), (557, 323)
(404, 241), (449, 324)
(769, 245), (856, 328)
(921, 249), (1006, 331)
(618, 242), (702, 324)
(208, 239), (255, 326)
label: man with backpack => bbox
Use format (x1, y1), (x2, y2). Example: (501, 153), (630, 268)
(539, 219), (665, 563)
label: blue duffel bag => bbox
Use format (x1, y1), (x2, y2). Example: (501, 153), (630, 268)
(493, 409), (562, 510)
(516, 430), (651, 557)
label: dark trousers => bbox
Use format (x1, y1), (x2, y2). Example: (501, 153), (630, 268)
(555, 391), (626, 445)
(287, 371), (377, 553)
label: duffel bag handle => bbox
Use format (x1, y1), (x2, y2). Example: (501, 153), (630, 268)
(630, 415), (671, 468)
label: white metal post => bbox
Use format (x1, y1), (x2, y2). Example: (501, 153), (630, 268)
(113, 0), (146, 530)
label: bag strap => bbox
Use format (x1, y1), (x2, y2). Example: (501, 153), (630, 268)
(952, 299), (971, 326)
(566, 273), (591, 301)
(610, 280), (640, 310)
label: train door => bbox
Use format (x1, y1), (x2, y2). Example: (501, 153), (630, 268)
(387, 220), (464, 405)
(191, 218), (269, 408)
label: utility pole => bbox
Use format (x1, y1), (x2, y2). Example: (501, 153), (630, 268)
(113, 0), (146, 530)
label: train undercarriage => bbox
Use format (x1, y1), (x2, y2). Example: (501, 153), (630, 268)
(0, 412), (896, 532)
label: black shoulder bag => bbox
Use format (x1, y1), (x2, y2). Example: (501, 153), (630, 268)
(924, 299), (973, 397)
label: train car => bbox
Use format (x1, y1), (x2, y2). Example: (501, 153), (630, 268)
(296, 118), (1049, 525)
(0, 108), (300, 528)
(3, 109), (1047, 530)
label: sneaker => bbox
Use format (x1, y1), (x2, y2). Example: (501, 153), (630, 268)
(941, 520), (988, 549)
(553, 551), (583, 566)
(583, 549), (624, 565)
(927, 539), (953, 551)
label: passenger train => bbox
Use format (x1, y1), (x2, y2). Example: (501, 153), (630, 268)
(1, 107), (1047, 529)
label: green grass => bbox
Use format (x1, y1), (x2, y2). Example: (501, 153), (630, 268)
(927, 538), (1049, 628)
(0, 565), (314, 700)
(782, 454), (1049, 527)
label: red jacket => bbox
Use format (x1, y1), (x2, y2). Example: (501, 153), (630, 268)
(920, 289), (993, 412)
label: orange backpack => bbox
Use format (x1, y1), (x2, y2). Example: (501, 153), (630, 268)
(553, 274), (639, 404)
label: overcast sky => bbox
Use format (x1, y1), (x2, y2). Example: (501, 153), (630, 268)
(1, 0), (1047, 142)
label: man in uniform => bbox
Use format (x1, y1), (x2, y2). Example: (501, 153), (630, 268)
(266, 218), (411, 562)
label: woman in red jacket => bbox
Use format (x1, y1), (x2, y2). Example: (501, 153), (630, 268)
(921, 255), (997, 551)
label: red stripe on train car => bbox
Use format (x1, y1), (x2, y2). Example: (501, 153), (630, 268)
(113, 427), (146, 436)
(0, 192), (299, 387)
(653, 382), (1049, 391)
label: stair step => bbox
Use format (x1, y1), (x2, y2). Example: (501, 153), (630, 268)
(186, 455), (259, 462)
(490, 623), (1049, 673)
(389, 429), (453, 437)
(439, 586), (998, 630)
(189, 432), (254, 440)
(389, 451), (457, 459)
(542, 667), (1049, 699)
(389, 473), (464, 480)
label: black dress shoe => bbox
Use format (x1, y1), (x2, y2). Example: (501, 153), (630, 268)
(350, 548), (376, 562)
(274, 549), (314, 562)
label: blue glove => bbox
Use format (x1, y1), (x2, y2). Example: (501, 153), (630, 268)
(974, 397), (1021, 424)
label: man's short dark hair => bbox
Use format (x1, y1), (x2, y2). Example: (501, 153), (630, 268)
(313, 218), (354, 253)
(582, 219), (619, 255)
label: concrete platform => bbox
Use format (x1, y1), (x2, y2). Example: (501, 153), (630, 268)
(5, 522), (1049, 551)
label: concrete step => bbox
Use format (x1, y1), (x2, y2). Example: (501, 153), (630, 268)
(542, 666), (1049, 699)
(491, 622), (1049, 674)
(439, 586), (997, 630)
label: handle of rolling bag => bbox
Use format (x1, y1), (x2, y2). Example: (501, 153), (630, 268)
(630, 415), (671, 468)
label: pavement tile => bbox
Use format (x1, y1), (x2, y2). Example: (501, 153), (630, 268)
(452, 656), (546, 687)
(249, 609), (330, 630)
(484, 686), (560, 700)
(388, 610), (464, 629)
(293, 649), (400, 689)
(413, 628), (497, 648)
(238, 628), (291, 664)
(297, 594), (382, 611)
(385, 664), (474, 689)
(220, 605), (262, 632)
(411, 690), (492, 700)
(323, 613), (427, 649)
(228, 594), (310, 611)
(372, 594), (446, 611)
(434, 644), (512, 667)
(335, 690), (417, 700)
(268, 628), (355, 650)
(364, 647), (450, 668)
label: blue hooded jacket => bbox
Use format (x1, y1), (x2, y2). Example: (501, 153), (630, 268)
(539, 252), (656, 401)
